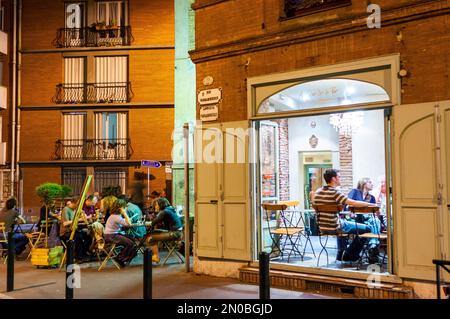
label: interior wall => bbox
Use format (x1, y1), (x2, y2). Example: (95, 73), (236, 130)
(287, 109), (386, 206)
(288, 115), (339, 206)
(351, 109), (386, 197)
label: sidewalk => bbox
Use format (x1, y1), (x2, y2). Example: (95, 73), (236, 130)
(0, 256), (341, 299)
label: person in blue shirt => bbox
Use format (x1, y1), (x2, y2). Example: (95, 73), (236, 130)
(117, 195), (146, 239)
(348, 178), (376, 207)
(146, 197), (183, 263)
(348, 178), (381, 263)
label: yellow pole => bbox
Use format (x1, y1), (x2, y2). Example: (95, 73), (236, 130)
(70, 175), (93, 241)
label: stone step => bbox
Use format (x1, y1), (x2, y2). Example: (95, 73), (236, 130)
(239, 266), (413, 299)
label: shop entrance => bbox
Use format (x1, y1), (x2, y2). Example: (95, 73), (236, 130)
(254, 76), (393, 274)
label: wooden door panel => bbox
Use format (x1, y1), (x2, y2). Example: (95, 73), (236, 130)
(393, 102), (441, 280)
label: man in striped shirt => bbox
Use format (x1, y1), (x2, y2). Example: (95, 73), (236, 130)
(313, 169), (380, 262)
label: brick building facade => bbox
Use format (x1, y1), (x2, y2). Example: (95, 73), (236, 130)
(18, 0), (175, 214)
(190, 0), (450, 298)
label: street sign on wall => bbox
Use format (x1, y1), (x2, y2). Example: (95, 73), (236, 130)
(197, 88), (222, 105)
(199, 104), (219, 122)
(141, 160), (162, 168)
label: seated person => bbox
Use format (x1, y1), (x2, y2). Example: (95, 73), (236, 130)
(117, 195), (146, 239)
(104, 200), (137, 267)
(82, 195), (96, 223)
(348, 178), (381, 229)
(146, 197), (183, 263)
(0, 197), (28, 256)
(313, 169), (380, 263)
(38, 202), (59, 231)
(100, 189), (118, 223)
(59, 199), (92, 262)
(376, 177), (388, 231)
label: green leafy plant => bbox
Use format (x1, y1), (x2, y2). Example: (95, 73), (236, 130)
(35, 183), (72, 248)
(36, 183), (63, 206)
(60, 185), (72, 200)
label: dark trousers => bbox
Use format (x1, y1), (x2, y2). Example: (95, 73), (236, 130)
(105, 233), (137, 264)
(0, 233), (28, 256)
(14, 233), (28, 255)
(62, 231), (92, 260)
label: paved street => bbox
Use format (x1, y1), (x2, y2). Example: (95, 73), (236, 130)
(0, 256), (341, 299)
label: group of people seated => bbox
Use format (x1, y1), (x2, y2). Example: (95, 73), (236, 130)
(58, 188), (183, 267)
(312, 169), (387, 264)
(1, 186), (184, 268)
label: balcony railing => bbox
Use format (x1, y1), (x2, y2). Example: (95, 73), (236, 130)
(52, 82), (134, 104)
(284, 0), (351, 18)
(53, 139), (133, 161)
(52, 26), (134, 48)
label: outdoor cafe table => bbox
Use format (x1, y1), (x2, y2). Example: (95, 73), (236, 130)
(13, 223), (37, 234)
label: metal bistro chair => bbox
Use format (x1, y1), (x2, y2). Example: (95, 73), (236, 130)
(262, 203), (305, 262)
(312, 204), (349, 267)
(278, 200), (316, 259)
(349, 206), (388, 268)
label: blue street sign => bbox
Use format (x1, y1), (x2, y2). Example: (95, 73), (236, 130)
(141, 160), (162, 168)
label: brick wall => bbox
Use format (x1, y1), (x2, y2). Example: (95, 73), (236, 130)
(20, 110), (60, 161)
(21, 54), (62, 106)
(277, 119), (290, 201)
(21, 167), (61, 217)
(192, 2), (450, 122)
(21, 0), (63, 50)
(338, 132), (353, 195)
(128, 108), (174, 160)
(130, 0), (175, 46)
(129, 50), (174, 103)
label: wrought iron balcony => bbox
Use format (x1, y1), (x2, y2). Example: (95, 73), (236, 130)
(52, 82), (134, 104)
(52, 26), (134, 48)
(284, 0), (351, 18)
(53, 139), (133, 161)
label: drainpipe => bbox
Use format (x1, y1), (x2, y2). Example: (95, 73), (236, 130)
(10, 0), (18, 197)
(15, 0), (22, 210)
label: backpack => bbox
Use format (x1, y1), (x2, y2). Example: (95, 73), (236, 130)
(343, 236), (364, 261)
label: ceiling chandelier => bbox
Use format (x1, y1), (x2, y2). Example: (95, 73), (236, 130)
(329, 112), (364, 137)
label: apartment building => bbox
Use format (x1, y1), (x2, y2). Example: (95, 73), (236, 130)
(18, 0), (175, 214)
(0, 0), (12, 207)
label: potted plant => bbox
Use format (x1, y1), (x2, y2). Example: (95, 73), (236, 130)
(108, 19), (118, 38)
(93, 21), (107, 38)
(33, 183), (69, 267)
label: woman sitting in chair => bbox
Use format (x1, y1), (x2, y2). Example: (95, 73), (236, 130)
(147, 197), (183, 264)
(104, 200), (137, 267)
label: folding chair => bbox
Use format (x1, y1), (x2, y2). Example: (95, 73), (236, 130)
(0, 222), (8, 264)
(312, 204), (349, 267)
(262, 203), (304, 262)
(25, 220), (53, 260)
(161, 238), (185, 265)
(97, 241), (121, 271)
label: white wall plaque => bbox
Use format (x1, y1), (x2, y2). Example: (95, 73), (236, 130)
(198, 88), (222, 105)
(200, 104), (219, 122)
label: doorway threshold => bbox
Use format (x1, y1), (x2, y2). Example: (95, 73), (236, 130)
(249, 261), (403, 284)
